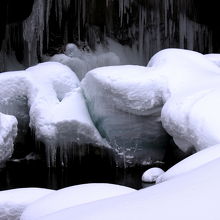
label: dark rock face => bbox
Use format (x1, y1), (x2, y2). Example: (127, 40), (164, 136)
(0, 0), (219, 72)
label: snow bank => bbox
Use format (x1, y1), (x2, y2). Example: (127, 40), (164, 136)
(157, 144), (220, 183)
(142, 167), (164, 183)
(81, 65), (169, 167)
(205, 53), (220, 67)
(21, 183), (136, 220)
(49, 43), (120, 80)
(37, 158), (220, 220)
(0, 113), (17, 166)
(0, 188), (54, 220)
(0, 62), (108, 166)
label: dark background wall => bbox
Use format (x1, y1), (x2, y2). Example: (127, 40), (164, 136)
(0, 0), (220, 72)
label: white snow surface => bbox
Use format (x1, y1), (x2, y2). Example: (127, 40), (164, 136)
(157, 144), (220, 183)
(205, 53), (220, 67)
(0, 188), (54, 220)
(37, 158), (220, 220)
(21, 183), (136, 220)
(142, 167), (164, 183)
(0, 62), (108, 166)
(0, 113), (17, 166)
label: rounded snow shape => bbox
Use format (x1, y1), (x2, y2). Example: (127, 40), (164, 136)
(20, 183), (136, 220)
(141, 167), (164, 183)
(156, 144), (220, 183)
(0, 188), (54, 220)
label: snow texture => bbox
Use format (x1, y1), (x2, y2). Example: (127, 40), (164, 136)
(81, 65), (169, 167)
(36, 158), (220, 220)
(156, 144), (220, 183)
(0, 188), (54, 220)
(21, 183), (136, 220)
(205, 53), (220, 67)
(142, 167), (164, 183)
(0, 62), (108, 166)
(0, 113), (17, 166)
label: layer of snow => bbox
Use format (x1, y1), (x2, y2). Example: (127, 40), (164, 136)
(205, 53), (220, 67)
(142, 167), (164, 183)
(0, 62), (108, 166)
(21, 183), (136, 220)
(81, 65), (169, 167)
(157, 144), (220, 183)
(0, 188), (54, 220)
(37, 158), (220, 220)
(0, 113), (17, 166)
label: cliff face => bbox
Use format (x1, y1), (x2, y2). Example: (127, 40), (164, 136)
(0, 0), (218, 72)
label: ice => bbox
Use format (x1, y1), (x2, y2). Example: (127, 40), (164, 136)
(157, 144), (220, 183)
(36, 158), (220, 220)
(142, 167), (164, 183)
(0, 62), (108, 166)
(49, 43), (121, 80)
(0, 112), (17, 166)
(81, 65), (170, 167)
(0, 188), (54, 220)
(21, 183), (136, 220)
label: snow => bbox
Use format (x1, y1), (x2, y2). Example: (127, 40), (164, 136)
(21, 183), (136, 220)
(36, 158), (220, 220)
(0, 62), (108, 166)
(0, 113), (17, 166)
(156, 144), (220, 183)
(49, 43), (120, 80)
(205, 53), (220, 67)
(0, 188), (54, 220)
(81, 65), (169, 167)
(142, 167), (164, 183)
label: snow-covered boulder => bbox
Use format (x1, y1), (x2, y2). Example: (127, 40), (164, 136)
(161, 88), (220, 153)
(156, 144), (220, 183)
(0, 113), (17, 166)
(0, 62), (108, 166)
(81, 65), (170, 167)
(37, 158), (220, 220)
(0, 188), (54, 220)
(21, 183), (136, 220)
(142, 167), (164, 183)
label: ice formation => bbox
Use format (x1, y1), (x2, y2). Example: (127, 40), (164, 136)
(0, 188), (54, 220)
(36, 158), (220, 220)
(157, 144), (220, 183)
(142, 167), (164, 183)
(0, 113), (17, 166)
(0, 62), (108, 166)
(21, 183), (136, 220)
(81, 65), (170, 167)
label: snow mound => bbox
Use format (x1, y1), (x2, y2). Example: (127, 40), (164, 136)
(0, 113), (17, 166)
(37, 158), (220, 220)
(49, 43), (120, 80)
(205, 53), (220, 67)
(156, 144), (220, 183)
(0, 62), (108, 166)
(21, 183), (136, 220)
(162, 88), (220, 152)
(0, 188), (54, 220)
(81, 65), (170, 167)
(142, 167), (164, 183)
